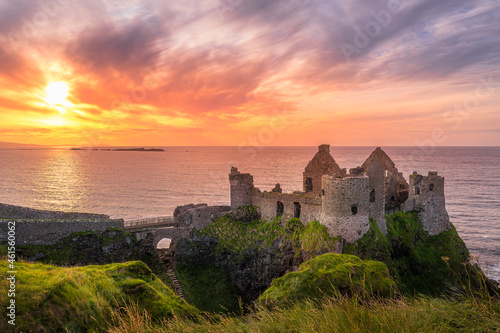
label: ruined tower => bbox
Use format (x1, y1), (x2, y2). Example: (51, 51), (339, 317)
(303, 144), (344, 195)
(361, 147), (409, 210)
(357, 153), (387, 235)
(402, 171), (450, 235)
(321, 175), (370, 243)
(229, 167), (254, 210)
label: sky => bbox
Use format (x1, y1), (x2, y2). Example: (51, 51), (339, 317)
(0, 0), (499, 147)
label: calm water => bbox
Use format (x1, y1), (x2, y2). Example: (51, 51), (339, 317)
(0, 146), (499, 280)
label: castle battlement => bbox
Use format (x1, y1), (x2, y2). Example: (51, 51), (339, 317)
(229, 145), (451, 243)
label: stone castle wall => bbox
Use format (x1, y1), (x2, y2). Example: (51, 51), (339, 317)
(0, 219), (124, 245)
(0, 203), (109, 220)
(251, 190), (322, 223)
(362, 158), (387, 235)
(402, 172), (450, 235)
(176, 204), (231, 237)
(229, 168), (254, 210)
(321, 175), (370, 243)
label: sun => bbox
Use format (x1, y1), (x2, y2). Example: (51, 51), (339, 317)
(45, 81), (71, 108)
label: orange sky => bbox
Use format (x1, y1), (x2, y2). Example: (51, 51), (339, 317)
(0, 0), (499, 147)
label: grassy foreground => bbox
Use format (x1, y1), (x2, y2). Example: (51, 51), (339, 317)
(0, 260), (197, 332)
(109, 294), (500, 332)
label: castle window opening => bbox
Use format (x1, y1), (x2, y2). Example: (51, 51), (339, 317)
(293, 202), (301, 219)
(390, 195), (395, 202)
(385, 170), (388, 177)
(351, 205), (358, 215)
(305, 177), (313, 193)
(413, 186), (420, 195)
(276, 201), (284, 217)
(322, 189), (325, 196)
(429, 184), (434, 191)
(370, 189), (376, 203)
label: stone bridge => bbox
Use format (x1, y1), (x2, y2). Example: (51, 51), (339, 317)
(124, 205), (231, 249)
(124, 216), (184, 249)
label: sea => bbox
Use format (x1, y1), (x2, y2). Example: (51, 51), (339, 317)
(0, 146), (499, 280)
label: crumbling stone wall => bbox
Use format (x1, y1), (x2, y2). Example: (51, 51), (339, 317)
(176, 204), (231, 237)
(397, 172), (410, 205)
(360, 147), (408, 209)
(303, 144), (344, 195)
(360, 157), (387, 235)
(0, 219), (124, 245)
(0, 203), (109, 220)
(321, 175), (370, 243)
(229, 167), (254, 210)
(402, 172), (451, 235)
(251, 189), (322, 223)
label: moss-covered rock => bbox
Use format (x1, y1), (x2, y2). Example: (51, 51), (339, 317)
(259, 253), (395, 307)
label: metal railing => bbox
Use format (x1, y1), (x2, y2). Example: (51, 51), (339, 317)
(124, 216), (179, 230)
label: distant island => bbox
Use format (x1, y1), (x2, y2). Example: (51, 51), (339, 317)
(70, 147), (165, 152)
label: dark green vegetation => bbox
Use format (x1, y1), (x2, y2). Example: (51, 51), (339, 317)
(176, 263), (244, 314)
(259, 253), (396, 307)
(344, 211), (479, 295)
(0, 261), (197, 332)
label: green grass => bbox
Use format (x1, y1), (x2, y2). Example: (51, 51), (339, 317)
(197, 214), (340, 261)
(176, 263), (244, 314)
(259, 253), (396, 307)
(108, 294), (500, 332)
(0, 260), (198, 332)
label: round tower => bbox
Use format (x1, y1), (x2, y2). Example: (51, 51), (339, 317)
(321, 175), (370, 243)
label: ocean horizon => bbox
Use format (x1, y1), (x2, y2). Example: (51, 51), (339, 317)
(1, 146), (499, 280)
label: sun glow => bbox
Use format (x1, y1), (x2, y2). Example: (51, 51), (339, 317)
(45, 81), (72, 109)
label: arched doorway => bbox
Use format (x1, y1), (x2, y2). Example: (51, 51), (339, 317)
(276, 201), (284, 217)
(157, 238), (172, 250)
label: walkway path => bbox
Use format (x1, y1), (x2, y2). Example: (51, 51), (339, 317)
(124, 216), (179, 231)
(167, 268), (186, 301)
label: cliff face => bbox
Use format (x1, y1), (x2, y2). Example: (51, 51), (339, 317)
(16, 229), (160, 268)
(174, 216), (341, 302)
(175, 234), (299, 301)
(175, 210), (496, 302)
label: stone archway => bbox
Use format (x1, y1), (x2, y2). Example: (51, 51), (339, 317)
(157, 238), (172, 250)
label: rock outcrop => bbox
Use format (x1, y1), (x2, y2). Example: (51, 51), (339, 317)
(173, 217), (340, 302)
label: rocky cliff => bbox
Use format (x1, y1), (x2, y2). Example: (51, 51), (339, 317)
(174, 214), (341, 302)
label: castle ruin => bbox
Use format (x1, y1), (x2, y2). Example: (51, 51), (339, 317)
(230, 145), (450, 243)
